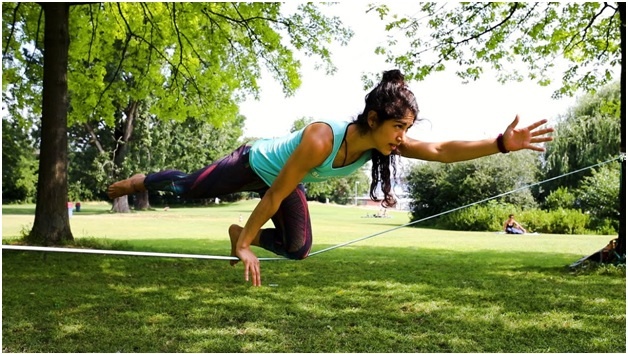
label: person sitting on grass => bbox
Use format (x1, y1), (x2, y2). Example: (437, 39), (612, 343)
(107, 69), (553, 287)
(504, 214), (527, 234)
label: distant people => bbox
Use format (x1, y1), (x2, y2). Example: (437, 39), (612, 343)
(504, 214), (527, 234)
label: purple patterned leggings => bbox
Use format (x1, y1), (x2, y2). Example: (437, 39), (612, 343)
(143, 145), (312, 259)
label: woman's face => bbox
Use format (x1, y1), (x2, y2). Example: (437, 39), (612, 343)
(370, 111), (414, 155)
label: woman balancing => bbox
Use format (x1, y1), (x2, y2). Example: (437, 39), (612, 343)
(107, 69), (554, 286)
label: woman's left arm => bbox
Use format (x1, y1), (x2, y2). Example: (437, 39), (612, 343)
(399, 115), (554, 163)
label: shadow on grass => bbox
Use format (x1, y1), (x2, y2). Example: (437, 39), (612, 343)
(1, 206), (37, 215)
(1, 205), (114, 216)
(2, 241), (625, 353)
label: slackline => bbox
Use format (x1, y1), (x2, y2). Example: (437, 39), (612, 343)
(0, 245), (284, 261)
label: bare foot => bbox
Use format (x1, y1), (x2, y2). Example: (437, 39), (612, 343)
(107, 174), (146, 199)
(228, 224), (242, 266)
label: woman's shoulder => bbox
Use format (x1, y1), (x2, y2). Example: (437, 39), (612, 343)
(302, 122), (334, 152)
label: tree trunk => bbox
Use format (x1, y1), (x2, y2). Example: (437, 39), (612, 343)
(616, 2), (626, 258)
(111, 100), (144, 213)
(27, 3), (73, 245)
(112, 195), (131, 213)
(134, 191), (151, 210)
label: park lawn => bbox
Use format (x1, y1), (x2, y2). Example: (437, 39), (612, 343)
(2, 201), (625, 352)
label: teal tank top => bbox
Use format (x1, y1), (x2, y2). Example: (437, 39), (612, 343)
(249, 120), (372, 186)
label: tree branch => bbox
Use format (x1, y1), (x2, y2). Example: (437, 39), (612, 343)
(87, 3), (96, 63)
(170, 2), (185, 84)
(90, 3), (131, 119)
(230, 3), (286, 87)
(34, 7), (43, 54)
(563, 3), (610, 55)
(84, 122), (105, 154)
(598, 5), (619, 60)
(454, 2), (521, 46)
(3, 3), (21, 56)
(411, 3), (521, 60)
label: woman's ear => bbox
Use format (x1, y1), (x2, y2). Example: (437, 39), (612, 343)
(367, 111), (378, 128)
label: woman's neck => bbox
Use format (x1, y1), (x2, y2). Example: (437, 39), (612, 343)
(347, 123), (375, 151)
(334, 124), (375, 166)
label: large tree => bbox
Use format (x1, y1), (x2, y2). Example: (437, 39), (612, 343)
(2, 2), (352, 244)
(373, 2), (625, 256)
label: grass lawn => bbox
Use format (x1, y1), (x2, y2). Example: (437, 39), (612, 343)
(2, 201), (625, 352)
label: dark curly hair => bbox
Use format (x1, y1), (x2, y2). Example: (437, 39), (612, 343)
(352, 69), (419, 207)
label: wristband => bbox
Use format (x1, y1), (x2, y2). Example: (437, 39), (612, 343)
(497, 134), (509, 154)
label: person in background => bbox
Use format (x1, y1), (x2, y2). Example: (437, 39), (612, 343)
(504, 214), (527, 234)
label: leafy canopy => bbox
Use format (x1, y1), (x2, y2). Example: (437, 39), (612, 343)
(2, 2), (353, 127)
(371, 2), (621, 97)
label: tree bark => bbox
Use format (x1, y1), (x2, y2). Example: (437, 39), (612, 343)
(616, 2), (626, 258)
(134, 191), (150, 210)
(111, 100), (142, 213)
(27, 3), (73, 245)
(112, 195), (131, 213)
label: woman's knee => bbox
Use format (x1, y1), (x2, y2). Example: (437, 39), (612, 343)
(284, 240), (311, 260)
(285, 248), (310, 260)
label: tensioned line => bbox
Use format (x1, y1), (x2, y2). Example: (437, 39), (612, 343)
(0, 245), (285, 261)
(2, 155), (623, 260)
(307, 154), (624, 257)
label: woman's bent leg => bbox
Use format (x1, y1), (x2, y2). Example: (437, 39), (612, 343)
(258, 185), (312, 260)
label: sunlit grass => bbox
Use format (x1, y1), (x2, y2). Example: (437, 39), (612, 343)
(2, 201), (625, 352)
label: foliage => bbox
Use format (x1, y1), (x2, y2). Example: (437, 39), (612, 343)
(522, 208), (590, 235)
(541, 82), (621, 198)
(303, 169), (369, 205)
(430, 200), (612, 235)
(289, 116), (314, 133)
(3, 2), (353, 126)
(407, 151), (539, 224)
(371, 3), (621, 97)
(1, 117), (38, 203)
(577, 161), (621, 230)
(435, 200), (509, 231)
(543, 186), (577, 210)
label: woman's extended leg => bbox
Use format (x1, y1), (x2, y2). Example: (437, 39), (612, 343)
(107, 145), (266, 199)
(107, 174), (147, 199)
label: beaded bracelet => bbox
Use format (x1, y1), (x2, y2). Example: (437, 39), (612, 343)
(497, 133), (509, 154)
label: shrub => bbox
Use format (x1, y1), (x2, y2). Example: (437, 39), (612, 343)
(544, 186), (576, 210)
(436, 201), (512, 231)
(429, 203), (603, 235)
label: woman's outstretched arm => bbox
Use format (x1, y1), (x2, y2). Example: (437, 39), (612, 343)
(399, 115), (554, 163)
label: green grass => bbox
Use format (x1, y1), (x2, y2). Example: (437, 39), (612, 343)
(2, 201), (625, 352)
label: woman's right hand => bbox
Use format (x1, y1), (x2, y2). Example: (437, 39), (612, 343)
(236, 246), (261, 287)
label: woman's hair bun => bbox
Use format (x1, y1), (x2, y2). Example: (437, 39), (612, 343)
(381, 69), (405, 84)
